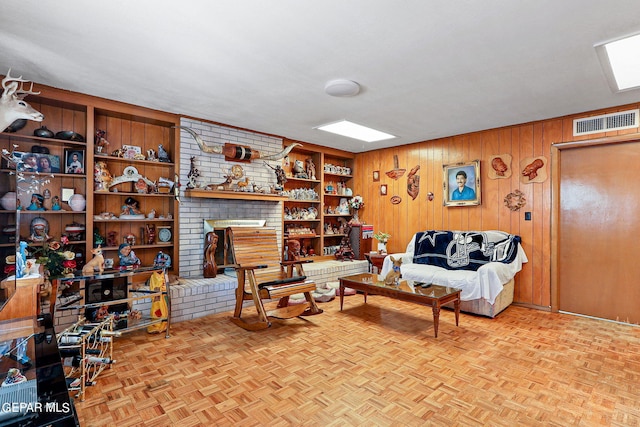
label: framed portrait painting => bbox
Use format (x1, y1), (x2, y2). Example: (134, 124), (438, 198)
(64, 149), (85, 174)
(443, 160), (481, 206)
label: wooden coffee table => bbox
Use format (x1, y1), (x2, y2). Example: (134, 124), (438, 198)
(339, 273), (461, 337)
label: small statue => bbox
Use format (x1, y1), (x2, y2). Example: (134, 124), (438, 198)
(187, 156), (200, 189)
(146, 148), (157, 161)
(265, 162), (287, 187)
(121, 196), (142, 217)
(154, 251), (171, 268)
(15, 241), (28, 279)
(384, 256), (403, 285)
(305, 158), (316, 180)
(51, 195), (61, 211)
(82, 245), (105, 275)
(95, 129), (110, 154)
(135, 178), (148, 194)
(118, 243), (140, 268)
(26, 193), (45, 211)
(106, 231), (118, 247)
(94, 161), (113, 191)
(158, 144), (170, 163)
(203, 232), (218, 278)
(292, 159), (308, 178)
(146, 224), (156, 244)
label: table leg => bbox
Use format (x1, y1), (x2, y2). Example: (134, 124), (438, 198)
(339, 280), (344, 310)
(432, 302), (440, 338)
(454, 296), (460, 326)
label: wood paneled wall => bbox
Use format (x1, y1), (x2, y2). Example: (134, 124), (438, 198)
(353, 102), (640, 309)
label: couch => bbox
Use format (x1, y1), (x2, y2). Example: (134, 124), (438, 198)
(380, 230), (528, 317)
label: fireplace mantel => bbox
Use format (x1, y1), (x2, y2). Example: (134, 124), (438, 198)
(185, 189), (289, 202)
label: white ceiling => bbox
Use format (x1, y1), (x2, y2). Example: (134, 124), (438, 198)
(2, 0), (640, 153)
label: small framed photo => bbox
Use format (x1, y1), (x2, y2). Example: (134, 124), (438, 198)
(380, 184), (387, 195)
(36, 154), (61, 173)
(64, 149), (85, 174)
(61, 188), (75, 202)
(373, 170), (380, 182)
(443, 160), (481, 207)
(123, 144), (142, 159)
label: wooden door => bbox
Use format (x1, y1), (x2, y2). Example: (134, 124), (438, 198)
(558, 139), (640, 324)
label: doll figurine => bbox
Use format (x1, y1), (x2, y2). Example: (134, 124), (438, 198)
(51, 195), (61, 211)
(118, 243), (140, 268)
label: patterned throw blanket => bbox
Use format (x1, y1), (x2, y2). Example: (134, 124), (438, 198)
(413, 230), (521, 271)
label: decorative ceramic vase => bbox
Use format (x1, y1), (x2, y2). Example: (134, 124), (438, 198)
(377, 242), (387, 254)
(68, 194), (86, 212)
(0, 192), (17, 210)
(351, 210), (360, 224)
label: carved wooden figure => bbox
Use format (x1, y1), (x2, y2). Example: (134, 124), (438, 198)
(203, 231), (219, 278)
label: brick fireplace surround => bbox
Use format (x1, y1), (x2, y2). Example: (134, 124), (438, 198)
(137, 118), (368, 324)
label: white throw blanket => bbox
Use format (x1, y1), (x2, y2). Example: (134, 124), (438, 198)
(380, 233), (528, 304)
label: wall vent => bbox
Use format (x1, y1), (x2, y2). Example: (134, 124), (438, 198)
(573, 109), (639, 136)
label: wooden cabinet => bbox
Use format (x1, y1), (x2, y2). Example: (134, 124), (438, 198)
(0, 96), (89, 275)
(0, 82), (180, 276)
(91, 107), (179, 271)
(282, 148), (322, 257)
(282, 141), (355, 260)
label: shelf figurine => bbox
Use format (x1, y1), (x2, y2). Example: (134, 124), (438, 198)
(82, 245), (105, 275)
(26, 193), (45, 211)
(158, 144), (170, 163)
(118, 243), (140, 268)
(154, 251), (171, 268)
(51, 195), (61, 210)
(120, 197), (144, 219)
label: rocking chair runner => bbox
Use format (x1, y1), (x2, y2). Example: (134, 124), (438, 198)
(227, 227), (323, 330)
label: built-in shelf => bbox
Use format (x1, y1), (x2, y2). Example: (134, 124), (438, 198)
(185, 189), (289, 202)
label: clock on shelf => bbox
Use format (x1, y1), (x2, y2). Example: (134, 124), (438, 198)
(157, 226), (172, 242)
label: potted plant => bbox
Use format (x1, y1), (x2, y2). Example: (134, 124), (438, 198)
(373, 231), (391, 253)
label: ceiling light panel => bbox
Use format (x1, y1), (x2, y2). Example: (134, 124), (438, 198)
(596, 33), (640, 92)
(315, 120), (395, 142)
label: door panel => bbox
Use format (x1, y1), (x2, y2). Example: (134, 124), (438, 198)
(559, 140), (640, 324)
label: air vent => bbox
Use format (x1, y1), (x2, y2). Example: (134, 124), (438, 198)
(573, 109), (639, 136)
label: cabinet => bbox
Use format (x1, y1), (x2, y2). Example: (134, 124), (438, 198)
(0, 96), (89, 278)
(0, 82), (180, 277)
(91, 107), (180, 270)
(282, 148), (322, 257)
(281, 141), (355, 260)
(322, 154), (355, 257)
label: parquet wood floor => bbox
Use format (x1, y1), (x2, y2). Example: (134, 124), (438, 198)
(74, 296), (640, 426)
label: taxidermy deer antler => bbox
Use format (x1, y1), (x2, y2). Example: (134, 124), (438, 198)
(174, 126), (301, 161)
(1, 68), (44, 132)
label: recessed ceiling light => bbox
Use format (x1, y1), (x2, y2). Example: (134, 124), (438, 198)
(596, 33), (640, 92)
(324, 79), (361, 97)
(315, 120), (395, 142)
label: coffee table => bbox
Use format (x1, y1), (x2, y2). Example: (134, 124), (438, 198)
(339, 273), (461, 337)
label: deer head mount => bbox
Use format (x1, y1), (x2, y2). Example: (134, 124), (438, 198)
(1, 68), (44, 133)
(174, 126), (301, 162)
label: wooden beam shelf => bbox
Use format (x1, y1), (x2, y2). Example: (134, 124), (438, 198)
(185, 189), (289, 202)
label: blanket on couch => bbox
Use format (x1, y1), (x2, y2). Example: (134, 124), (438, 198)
(413, 230), (521, 271)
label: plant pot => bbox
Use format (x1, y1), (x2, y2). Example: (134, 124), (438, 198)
(377, 242), (387, 254)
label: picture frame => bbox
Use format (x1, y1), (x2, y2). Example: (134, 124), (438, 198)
(61, 188), (75, 202)
(373, 170), (380, 182)
(380, 184), (387, 195)
(64, 149), (85, 174)
(11, 151), (61, 173)
(443, 160), (481, 206)
(122, 144), (142, 159)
